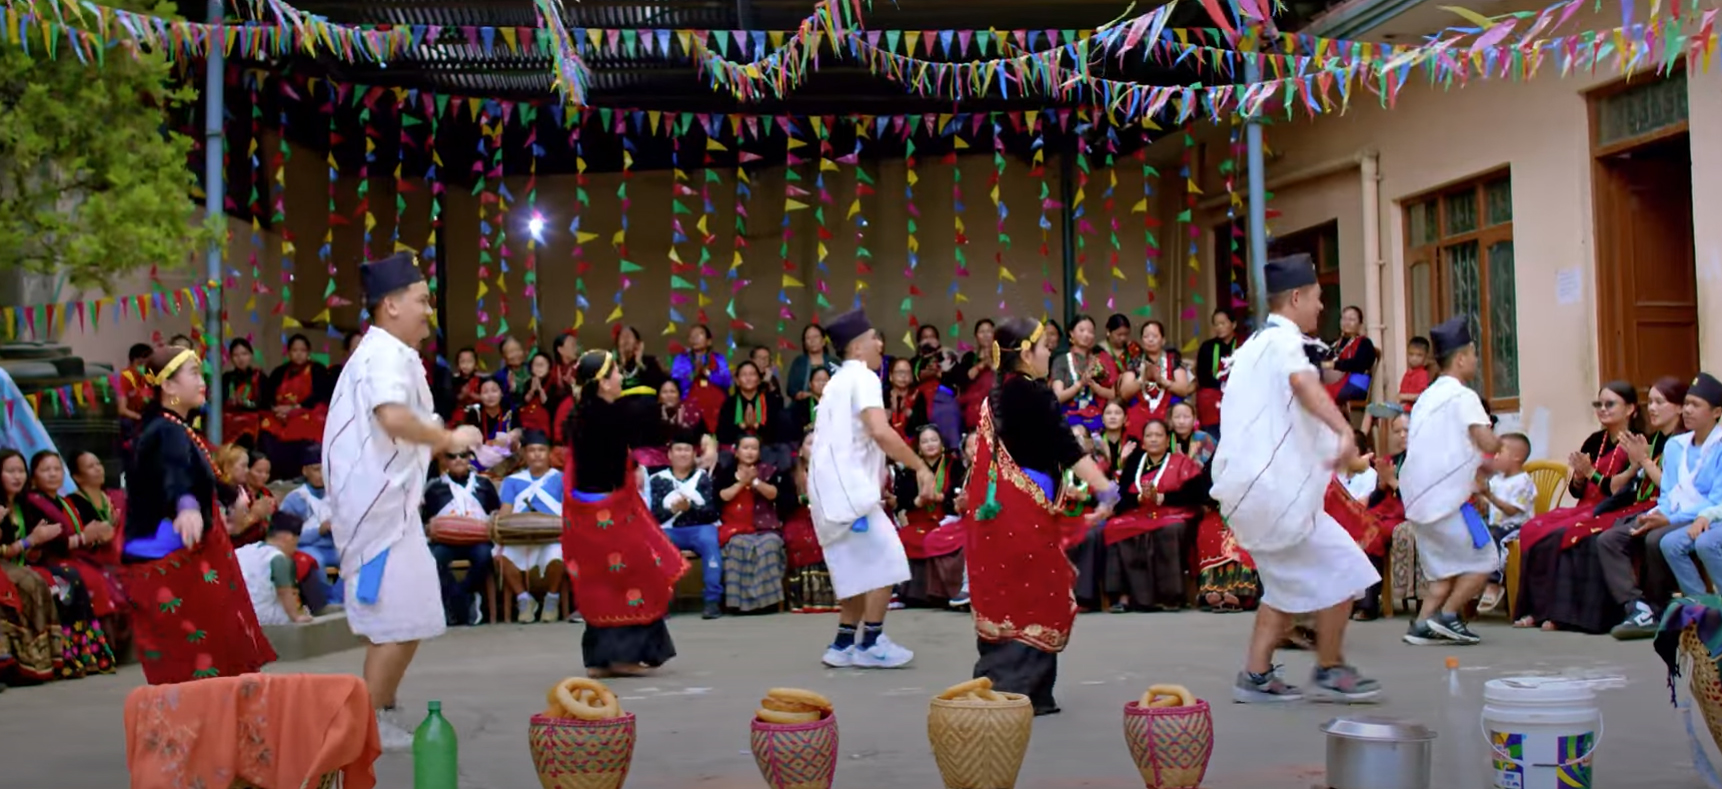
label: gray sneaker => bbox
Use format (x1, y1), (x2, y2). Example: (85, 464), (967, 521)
(1402, 619), (1450, 646)
(1610, 600), (1658, 640)
(1310, 664), (1382, 703)
(1428, 612), (1482, 645)
(1232, 665), (1304, 703)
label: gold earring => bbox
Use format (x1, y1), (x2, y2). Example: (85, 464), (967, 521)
(168, 395), (181, 408)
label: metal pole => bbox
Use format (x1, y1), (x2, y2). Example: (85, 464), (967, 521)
(1059, 144), (1078, 327)
(1243, 43), (1270, 326)
(202, 0), (225, 445)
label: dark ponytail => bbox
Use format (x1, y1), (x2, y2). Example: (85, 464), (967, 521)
(562, 351), (615, 446)
(986, 317), (1045, 442)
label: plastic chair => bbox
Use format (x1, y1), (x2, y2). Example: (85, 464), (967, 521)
(1524, 459), (1571, 515)
(1503, 460), (1570, 615)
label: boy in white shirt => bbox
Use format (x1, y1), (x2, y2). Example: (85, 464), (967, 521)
(1476, 433), (1536, 611)
(1399, 315), (1503, 646)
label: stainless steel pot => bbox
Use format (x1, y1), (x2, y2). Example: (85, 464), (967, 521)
(1321, 716), (1436, 789)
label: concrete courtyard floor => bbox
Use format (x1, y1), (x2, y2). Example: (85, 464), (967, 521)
(0, 608), (1712, 788)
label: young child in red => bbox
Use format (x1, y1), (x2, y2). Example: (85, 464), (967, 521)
(1398, 335), (1432, 412)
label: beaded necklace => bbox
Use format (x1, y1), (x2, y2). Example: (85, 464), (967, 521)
(163, 410), (221, 482)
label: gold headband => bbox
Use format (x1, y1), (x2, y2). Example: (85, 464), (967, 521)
(581, 350), (615, 384)
(989, 321), (1046, 369)
(146, 349), (199, 387)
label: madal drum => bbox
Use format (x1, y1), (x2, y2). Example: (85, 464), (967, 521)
(1482, 677), (1601, 789)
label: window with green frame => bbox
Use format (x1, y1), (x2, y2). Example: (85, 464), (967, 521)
(1403, 174), (1519, 406)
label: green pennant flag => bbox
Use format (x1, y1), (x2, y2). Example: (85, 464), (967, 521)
(670, 276), (695, 289)
(620, 260), (644, 273)
(1131, 305), (1153, 317)
(899, 297), (913, 315)
(672, 201), (691, 215)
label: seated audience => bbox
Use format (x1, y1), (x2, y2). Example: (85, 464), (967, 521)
(891, 426), (965, 608)
(11, 450), (116, 678)
(495, 430), (566, 623)
(647, 430), (724, 619)
(237, 513), (317, 625)
(423, 449), (501, 627)
(1657, 375), (1722, 598)
(1476, 433), (1537, 614)
(780, 432), (838, 612)
(1104, 419), (1205, 612)
(714, 435), (788, 615)
(278, 446), (341, 603)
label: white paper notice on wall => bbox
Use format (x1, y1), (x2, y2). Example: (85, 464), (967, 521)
(1555, 267), (1583, 305)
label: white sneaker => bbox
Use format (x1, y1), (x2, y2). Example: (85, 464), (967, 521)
(375, 709), (414, 753)
(852, 635), (914, 668)
(540, 594), (561, 623)
(821, 645), (855, 668)
(516, 596), (535, 624)
(469, 595), (483, 626)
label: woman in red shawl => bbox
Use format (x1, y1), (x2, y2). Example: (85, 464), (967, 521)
(550, 332), (581, 402)
(892, 426), (966, 607)
(1119, 321), (1195, 440)
(957, 319), (997, 432)
(964, 317), (1121, 716)
(0, 450), (80, 680)
(21, 450), (124, 676)
(884, 358), (929, 445)
(780, 432), (837, 613)
(1193, 308), (1239, 438)
(261, 333), (331, 445)
(518, 352), (555, 435)
(713, 435), (787, 613)
(1513, 381), (1640, 629)
(221, 338), (267, 446)
(120, 345), (275, 685)
(671, 325), (731, 435)
(1102, 419), (1206, 612)
(562, 350), (689, 678)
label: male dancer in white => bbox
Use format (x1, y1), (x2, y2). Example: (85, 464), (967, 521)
(1400, 315), (1502, 647)
(1211, 253), (1382, 703)
(808, 308), (935, 669)
(325, 250), (482, 750)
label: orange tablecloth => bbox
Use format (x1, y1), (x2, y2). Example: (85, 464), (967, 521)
(123, 673), (380, 789)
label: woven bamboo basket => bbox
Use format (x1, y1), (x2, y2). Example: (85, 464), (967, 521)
(527, 712), (637, 789)
(750, 713), (839, 789)
(1122, 699), (1214, 789)
(1682, 626), (1722, 751)
(927, 692), (1034, 789)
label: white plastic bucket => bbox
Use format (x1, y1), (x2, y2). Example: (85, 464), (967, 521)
(1481, 676), (1602, 789)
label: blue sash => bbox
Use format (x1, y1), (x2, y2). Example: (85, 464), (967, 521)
(1461, 503), (1491, 550)
(570, 489), (607, 503)
(123, 518), (187, 560)
(1021, 468), (1058, 500)
(355, 549), (390, 605)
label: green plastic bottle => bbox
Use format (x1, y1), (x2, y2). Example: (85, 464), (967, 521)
(412, 700), (459, 789)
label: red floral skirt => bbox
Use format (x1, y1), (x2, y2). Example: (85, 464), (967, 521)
(120, 522), (276, 685)
(561, 487), (689, 628)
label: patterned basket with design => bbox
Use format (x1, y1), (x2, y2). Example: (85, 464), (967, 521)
(750, 713), (839, 789)
(527, 713), (637, 789)
(927, 692), (1034, 789)
(1681, 626), (1722, 752)
(1122, 699), (1214, 789)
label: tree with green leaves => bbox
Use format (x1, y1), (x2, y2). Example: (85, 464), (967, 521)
(0, 0), (216, 293)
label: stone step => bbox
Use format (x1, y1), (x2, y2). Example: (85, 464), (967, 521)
(261, 612), (364, 663)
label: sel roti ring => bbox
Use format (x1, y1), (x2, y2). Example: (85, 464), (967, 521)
(755, 686), (833, 723)
(756, 708), (823, 724)
(766, 687), (833, 712)
(551, 677), (623, 721)
(938, 677), (992, 700)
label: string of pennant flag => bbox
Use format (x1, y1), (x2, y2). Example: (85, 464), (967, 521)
(2, 0), (1714, 119)
(0, 284), (212, 342)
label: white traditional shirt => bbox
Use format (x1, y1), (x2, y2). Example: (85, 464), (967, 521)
(1400, 375), (1492, 523)
(279, 483), (333, 548)
(324, 325), (436, 576)
(236, 542), (293, 626)
(434, 473), (487, 519)
(1210, 313), (1342, 553)
(808, 359), (889, 545)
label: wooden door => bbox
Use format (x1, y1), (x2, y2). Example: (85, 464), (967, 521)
(1594, 136), (1698, 386)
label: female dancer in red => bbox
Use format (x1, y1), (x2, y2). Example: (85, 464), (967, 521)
(121, 346), (276, 684)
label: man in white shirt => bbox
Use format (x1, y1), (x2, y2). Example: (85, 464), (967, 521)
(324, 250), (482, 751)
(1211, 254), (1381, 703)
(496, 429), (567, 624)
(1400, 315), (1502, 647)
(808, 309), (936, 669)
(278, 445), (340, 603)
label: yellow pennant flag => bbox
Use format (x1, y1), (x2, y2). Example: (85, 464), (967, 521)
(662, 322), (678, 336)
(1000, 268), (1017, 283)
(847, 199), (862, 220)
(820, 159), (840, 172)
(783, 274), (804, 288)
(575, 231), (599, 244)
(612, 230), (627, 247)
(1131, 197), (1149, 213)
(476, 281), (490, 300)
(606, 305), (625, 323)
(785, 199), (811, 212)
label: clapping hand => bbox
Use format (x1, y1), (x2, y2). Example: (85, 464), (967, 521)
(737, 465), (758, 487)
(1569, 451), (1595, 479)
(28, 520), (62, 544)
(1621, 432), (1651, 466)
(83, 521), (116, 544)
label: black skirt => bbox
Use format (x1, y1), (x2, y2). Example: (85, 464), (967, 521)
(1105, 522), (1192, 610)
(1066, 523), (1107, 610)
(974, 638), (1059, 715)
(581, 619), (677, 669)
(1547, 536), (1617, 634)
(1513, 537), (1560, 623)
